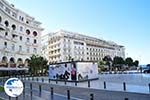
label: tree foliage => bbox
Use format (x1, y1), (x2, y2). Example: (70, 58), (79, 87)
(98, 60), (105, 72)
(103, 55), (112, 71)
(29, 55), (48, 76)
(133, 60), (139, 67)
(113, 56), (124, 66)
(125, 57), (133, 67)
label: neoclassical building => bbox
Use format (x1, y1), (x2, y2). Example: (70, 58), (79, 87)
(42, 30), (125, 63)
(0, 0), (43, 71)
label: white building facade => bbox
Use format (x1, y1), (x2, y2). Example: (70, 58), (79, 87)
(43, 30), (125, 63)
(0, 0), (43, 69)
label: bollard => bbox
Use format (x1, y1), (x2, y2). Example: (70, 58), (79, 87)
(9, 96), (11, 100)
(149, 83), (150, 93)
(67, 90), (70, 100)
(32, 76), (34, 81)
(49, 79), (50, 83)
(123, 82), (126, 91)
(104, 81), (106, 89)
(51, 87), (54, 99)
(39, 85), (41, 97)
(124, 98), (128, 100)
(30, 83), (32, 99)
(36, 78), (39, 82)
(90, 94), (94, 100)
(16, 97), (18, 100)
(75, 81), (77, 86)
(88, 81), (90, 87)
(23, 82), (25, 97)
(56, 80), (58, 84)
(42, 78), (44, 82)
(64, 80), (67, 85)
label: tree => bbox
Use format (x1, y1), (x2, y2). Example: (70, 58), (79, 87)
(113, 56), (125, 71)
(103, 55), (112, 71)
(29, 55), (48, 76)
(98, 60), (105, 72)
(125, 57), (133, 68)
(133, 60), (139, 67)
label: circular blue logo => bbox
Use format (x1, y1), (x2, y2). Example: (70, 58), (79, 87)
(4, 78), (23, 97)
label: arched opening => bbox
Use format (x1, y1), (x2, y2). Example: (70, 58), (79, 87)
(33, 31), (37, 37)
(4, 20), (9, 27)
(17, 58), (24, 68)
(11, 24), (16, 30)
(2, 56), (8, 63)
(26, 29), (30, 35)
(9, 57), (16, 68)
(24, 58), (30, 67)
(0, 56), (8, 67)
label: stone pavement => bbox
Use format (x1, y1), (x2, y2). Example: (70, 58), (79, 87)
(0, 75), (150, 100)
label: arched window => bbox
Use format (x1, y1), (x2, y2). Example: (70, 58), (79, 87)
(17, 58), (23, 65)
(2, 56), (8, 63)
(10, 57), (15, 63)
(33, 31), (37, 37)
(26, 29), (30, 35)
(11, 24), (16, 30)
(12, 44), (15, 51)
(4, 20), (9, 27)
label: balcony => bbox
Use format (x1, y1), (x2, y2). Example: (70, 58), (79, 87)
(11, 30), (18, 36)
(25, 42), (31, 46)
(11, 37), (18, 42)
(2, 47), (10, 52)
(32, 43), (38, 47)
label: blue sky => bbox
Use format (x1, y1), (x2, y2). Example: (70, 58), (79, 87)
(9, 0), (150, 64)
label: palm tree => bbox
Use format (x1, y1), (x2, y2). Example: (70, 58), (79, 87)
(29, 55), (48, 76)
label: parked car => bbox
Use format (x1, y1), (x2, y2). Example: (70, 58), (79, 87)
(143, 64), (150, 73)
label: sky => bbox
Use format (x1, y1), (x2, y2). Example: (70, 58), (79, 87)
(8, 0), (150, 64)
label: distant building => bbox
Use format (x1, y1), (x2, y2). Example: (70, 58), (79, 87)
(0, 0), (43, 71)
(41, 34), (50, 60)
(42, 30), (125, 63)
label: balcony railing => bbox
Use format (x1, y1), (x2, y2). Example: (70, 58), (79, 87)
(9, 63), (16, 68)
(0, 63), (8, 67)
(11, 37), (18, 42)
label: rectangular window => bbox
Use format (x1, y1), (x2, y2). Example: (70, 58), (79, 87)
(12, 44), (15, 51)
(5, 7), (10, 14)
(19, 45), (22, 51)
(20, 26), (23, 31)
(33, 48), (37, 53)
(27, 47), (30, 53)
(12, 12), (17, 18)
(20, 36), (22, 41)
(4, 42), (7, 48)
